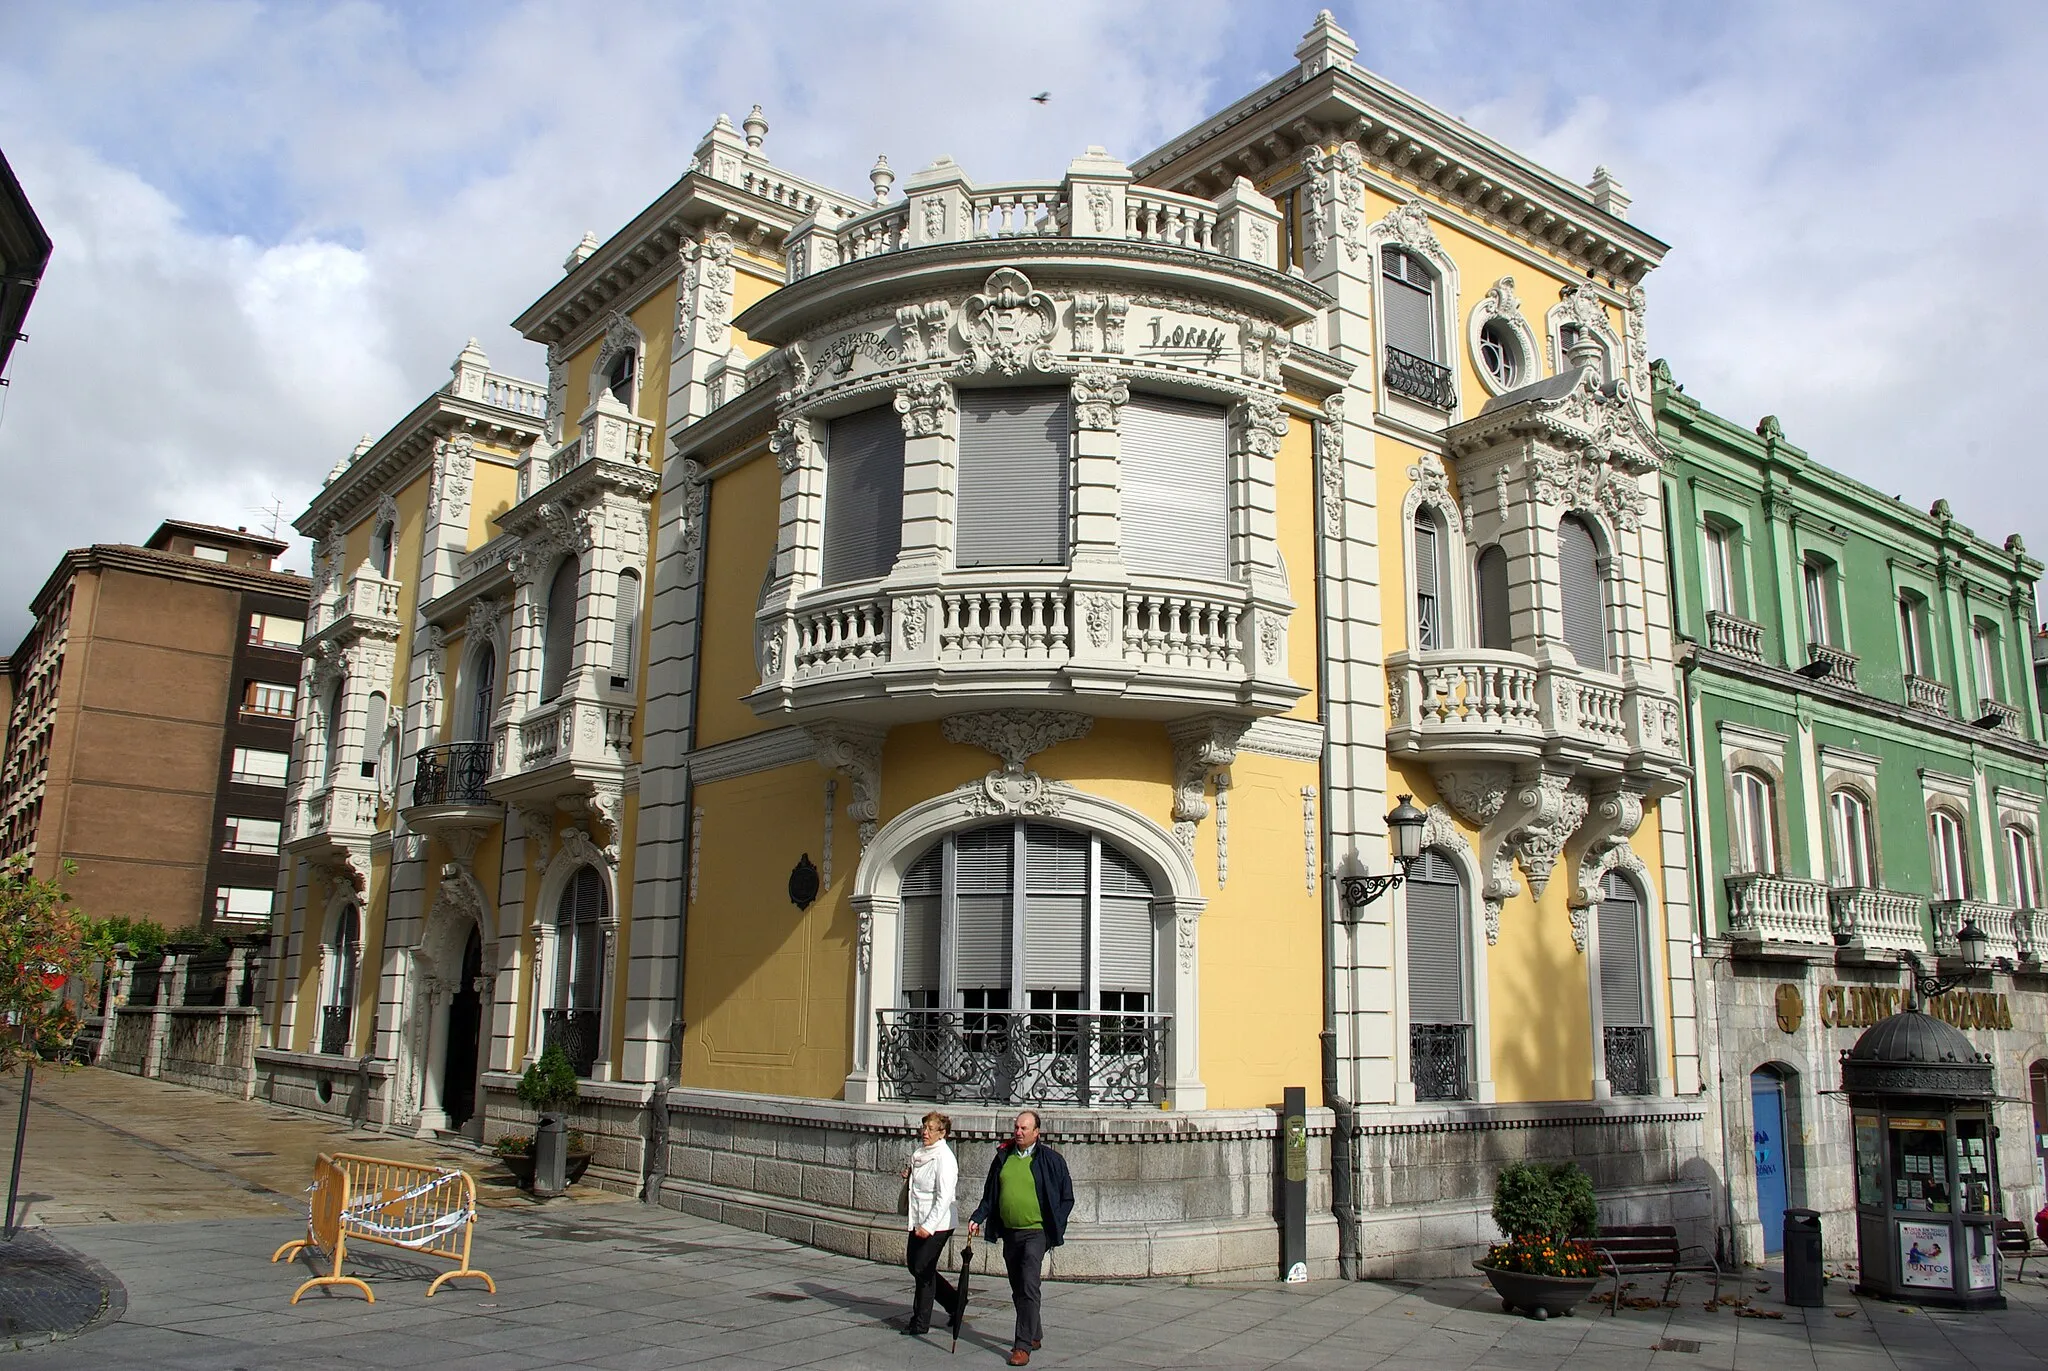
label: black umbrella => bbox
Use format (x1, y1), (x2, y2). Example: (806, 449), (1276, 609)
(948, 1242), (975, 1353)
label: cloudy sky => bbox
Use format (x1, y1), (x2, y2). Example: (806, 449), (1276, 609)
(0, 1), (2042, 645)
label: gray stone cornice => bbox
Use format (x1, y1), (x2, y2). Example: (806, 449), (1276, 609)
(670, 372), (780, 468)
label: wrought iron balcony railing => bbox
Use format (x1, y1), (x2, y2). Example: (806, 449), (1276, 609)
(1603, 1025), (1652, 1097)
(875, 1007), (1168, 1107)
(319, 1004), (353, 1056)
(541, 1006), (603, 1078)
(412, 742), (494, 807)
(1410, 1022), (1472, 1102)
(1383, 345), (1457, 410)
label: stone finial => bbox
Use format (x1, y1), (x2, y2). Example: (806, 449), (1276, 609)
(869, 154), (895, 205)
(352, 433), (374, 459)
(2006, 532), (2028, 555)
(564, 231), (600, 272)
(327, 434), (372, 486)
(1587, 165), (1631, 220)
(1755, 414), (1784, 442)
(1930, 498), (1952, 521)
(743, 105), (769, 151)
(1295, 9), (1358, 78)
(452, 336), (489, 373)
(449, 337), (490, 399)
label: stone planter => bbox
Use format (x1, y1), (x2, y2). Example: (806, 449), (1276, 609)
(499, 1149), (593, 1191)
(1474, 1261), (1598, 1319)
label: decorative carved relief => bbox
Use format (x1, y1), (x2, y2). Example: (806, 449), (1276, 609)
(1236, 397), (1288, 460)
(1301, 142), (1365, 264)
(1567, 785), (1648, 916)
(1434, 766), (1511, 825)
(1177, 906), (1199, 973)
(1239, 319), (1287, 383)
(809, 723), (887, 847)
(1318, 394), (1346, 535)
(958, 267), (1057, 375)
(677, 460), (707, 559)
(1084, 595), (1115, 649)
(957, 767), (1070, 818)
(893, 377), (955, 437)
(427, 434), (475, 524)
(941, 710), (1092, 769)
(771, 417), (815, 476)
(679, 233), (736, 351)
(898, 597), (928, 650)
(893, 301), (952, 364)
(1168, 717), (1249, 853)
(1505, 773), (1589, 896)
(1071, 370), (1129, 432)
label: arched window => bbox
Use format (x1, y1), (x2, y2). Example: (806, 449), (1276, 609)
(1412, 511), (1446, 650)
(321, 905), (359, 1055)
(1474, 544), (1512, 650)
(370, 521), (395, 579)
(540, 559), (578, 702)
(547, 866), (608, 1077)
(606, 347), (635, 407)
(1477, 319), (1521, 388)
(1557, 515), (1609, 671)
(1930, 808), (1971, 901)
(2006, 823), (2041, 909)
(1597, 872), (1651, 1096)
(610, 569), (641, 688)
(468, 642), (496, 742)
(322, 679), (346, 778)
(1827, 788), (1877, 888)
(1380, 248), (1438, 362)
(1730, 769), (1778, 875)
(1405, 849), (1470, 1102)
(895, 822), (1158, 1103)
(361, 692), (388, 782)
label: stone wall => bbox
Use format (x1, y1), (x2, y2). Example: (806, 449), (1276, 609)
(1350, 1097), (1717, 1277)
(159, 1008), (259, 1097)
(478, 1073), (653, 1197)
(103, 1008), (152, 1073)
(649, 1090), (1336, 1282)
(254, 1047), (395, 1126)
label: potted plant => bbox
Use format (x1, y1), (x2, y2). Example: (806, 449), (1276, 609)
(513, 1045), (584, 1196)
(1474, 1161), (1602, 1318)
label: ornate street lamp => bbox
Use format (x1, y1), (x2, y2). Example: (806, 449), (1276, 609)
(1337, 795), (1428, 912)
(1899, 918), (1991, 1001)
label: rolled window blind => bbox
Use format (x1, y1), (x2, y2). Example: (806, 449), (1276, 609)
(1476, 545), (1512, 650)
(541, 558), (578, 700)
(1024, 825), (1087, 988)
(952, 826), (1013, 993)
(1413, 515), (1441, 650)
(900, 846), (942, 1001)
(957, 388), (1069, 568)
(1558, 516), (1609, 671)
(1121, 394), (1228, 580)
(1381, 250), (1437, 359)
(821, 407), (904, 585)
(1099, 843), (1154, 993)
(1598, 874), (1645, 1027)
(361, 692), (387, 774)
(611, 569), (640, 681)
(1404, 850), (1465, 1024)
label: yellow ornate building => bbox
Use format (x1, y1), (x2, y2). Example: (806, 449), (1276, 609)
(263, 14), (1709, 1278)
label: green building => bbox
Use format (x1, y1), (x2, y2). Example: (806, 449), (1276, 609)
(1655, 360), (2048, 1269)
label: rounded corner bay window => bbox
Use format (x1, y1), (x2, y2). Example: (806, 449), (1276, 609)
(885, 822), (1161, 1107)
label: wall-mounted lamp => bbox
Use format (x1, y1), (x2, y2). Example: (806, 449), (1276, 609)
(1899, 918), (1991, 1002)
(1336, 795), (1428, 912)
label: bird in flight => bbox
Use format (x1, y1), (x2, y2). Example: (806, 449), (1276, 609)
(1031, 92), (1050, 104)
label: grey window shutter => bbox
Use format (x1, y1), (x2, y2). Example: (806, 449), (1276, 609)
(952, 825), (1013, 993)
(611, 570), (640, 682)
(1598, 874), (1645, 1027)
(1024, 825), (1087, 989)
(1476, 544), (1512, 650)
(1413, 515), (1441, 650)
(957, 388), (1069, 568)
(541, 558), (578, 700)
(361, 692), (387, 777)
(470, 643), (496, 742)
(1098, 843), (1154, 994)
(900, 846), (942, 1001)
(1121, 394), (1229, 580)
(821, 406), (904, 586)
(1404, 850), (1465, 1024)
(1558, 517), (1609, 671)
(1381, 251), (1437, 360)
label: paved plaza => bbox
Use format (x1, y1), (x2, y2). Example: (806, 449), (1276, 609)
(3, 1069), (2048, 1368)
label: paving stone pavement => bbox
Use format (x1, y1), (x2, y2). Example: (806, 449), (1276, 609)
(6, 1068), (2048, 1367)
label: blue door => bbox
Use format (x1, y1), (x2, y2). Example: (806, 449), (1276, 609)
(1752, 1071), (1789, 1255)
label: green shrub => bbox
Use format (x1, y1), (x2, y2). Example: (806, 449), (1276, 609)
(87, 914), (169, 962)
(516, 1044), (581, 1115)
(1491, 1161), (1598, 1242)
(493, 1134), (532, 1157)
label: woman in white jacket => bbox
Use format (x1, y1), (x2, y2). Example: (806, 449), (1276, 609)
(900, 1110), (959, 1336)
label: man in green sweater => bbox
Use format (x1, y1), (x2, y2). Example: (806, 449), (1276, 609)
(967, 1110), (1075, 1367)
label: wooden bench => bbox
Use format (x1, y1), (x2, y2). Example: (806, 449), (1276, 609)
(1591, 1225), (1722, 1315)
(1997, 1219), (2045, 1280)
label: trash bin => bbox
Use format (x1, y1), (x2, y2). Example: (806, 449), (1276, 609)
(1784, 1207), (1824, 1307)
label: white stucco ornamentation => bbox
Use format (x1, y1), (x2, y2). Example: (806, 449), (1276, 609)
(808, 723), (887, 847)
(958, 267), (1057, 375)
(1169, 717), (1248, 853)
(1301, 142), (1364, 264)
(1071, 370), (1130, 432)
(893, 377), (955, 437)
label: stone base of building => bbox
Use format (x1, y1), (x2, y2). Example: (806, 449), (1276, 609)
(254, 1047), (395, 1124)
(101, 1007), (260, 1098)
(1351, 1097), (1718, 1277)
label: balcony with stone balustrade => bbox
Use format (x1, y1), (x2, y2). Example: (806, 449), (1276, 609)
(1827, 887), (1926, 955)
(307, 567), (401, 648)
(1704, 611), (1765, 664)
(1905, 674), (1951, 716)
(284, 779), (381, 864)
(1383, 648), (1686, 786)
(1807, 643), (1858, 689)
(1724, 872), (1833, 948)
(486, 671), (636, 816)
(1932, 899), (2021, 964)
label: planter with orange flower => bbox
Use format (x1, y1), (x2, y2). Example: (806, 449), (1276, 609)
(1475, 1161), (1602, 1318)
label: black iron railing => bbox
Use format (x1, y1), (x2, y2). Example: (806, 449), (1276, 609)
(1384, 346), (1457, 410)
(412, 741), (494, 806)
(1604, 1024), (1652, 1097)
(320, 1004), (353, 1056)
(542, 1007), (603, 1078)
(1410, 1022), (1472, 1102)
(876, 1007), (1168, 1107)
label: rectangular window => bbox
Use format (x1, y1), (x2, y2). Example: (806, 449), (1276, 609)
(230, 747), (290, 786)
(1704, 525), (1735, 615)
(1931, 810), (1970, 901)
(1900, 596), (1928, 676)
(1380, 252), (1437, 360)
(1973, 624), (2001, 703)
(1803, 562), (1831, 646)
(1119, 394), (1228, 581)
(2009, 826), (2041, 909)
(820, 407), (904, 586)
(247, 614), (303, 650)
(222, 816), (282, 854)
(213, 886), (274, 923)
(1413, 518), (1441, 651)
(956, 388), (1070, 568)
(192, 545), (229, 563)
(242, 681), (296, 717)
(1828, 791), (1875, 888)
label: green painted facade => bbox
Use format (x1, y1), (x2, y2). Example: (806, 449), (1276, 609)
(1654, 361), (2048, 952)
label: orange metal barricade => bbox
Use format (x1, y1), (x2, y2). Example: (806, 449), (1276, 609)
(271, 1152), (494, 1303)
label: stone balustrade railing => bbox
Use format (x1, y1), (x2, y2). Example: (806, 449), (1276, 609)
(457, 532), (518, 581)
(1705, 611), (1765, 663)
(312, 569), (401, 639)
(1725, 872), (1833, 946)
(1905, 674), (1951, 715)
(1975, 697), (2023, 735)
(478, 371), (547, 419)
(1807, 643), (1858, 689)
(512, 691), (636, 775)
(1386, 649), (1682, 766)
(1827, 887), (1926, 954)
(1932, 899), (2020, 963)
(288, 781), (380, 847)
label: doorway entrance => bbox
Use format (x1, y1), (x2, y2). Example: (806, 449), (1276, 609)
(1752, 1067), (1790, 1254)
(442, 928), (483, 1132)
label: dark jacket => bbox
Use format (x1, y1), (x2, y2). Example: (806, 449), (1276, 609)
(969, 1140), (1075, 1247)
